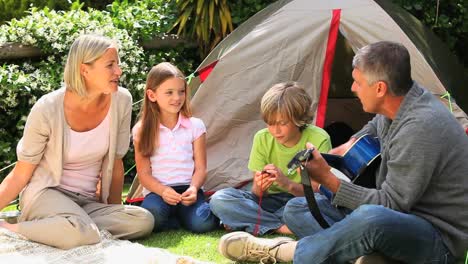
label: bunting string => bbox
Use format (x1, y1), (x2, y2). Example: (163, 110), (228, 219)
(440, 91), (453, 113)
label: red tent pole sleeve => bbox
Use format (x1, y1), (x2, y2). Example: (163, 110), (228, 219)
(316, 9), (341, 128)
(198, 60), (219, 82)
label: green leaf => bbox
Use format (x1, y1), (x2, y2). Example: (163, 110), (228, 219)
(209, 1), (215, 30)
(196, 0), (204, 15)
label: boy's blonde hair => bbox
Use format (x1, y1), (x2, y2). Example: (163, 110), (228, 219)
(63, 34), (118, 97)
(260, 82), (314, 130)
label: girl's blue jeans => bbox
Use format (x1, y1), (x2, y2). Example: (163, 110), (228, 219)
(284, 195), (455, 264)
(141, 185), (218, 233)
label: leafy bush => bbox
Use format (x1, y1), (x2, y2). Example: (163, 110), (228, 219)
(391, 0), (468, 68)
(230, 0), (271, 27)
(0, 1), (199, 180)
(0, 0), (114, 24)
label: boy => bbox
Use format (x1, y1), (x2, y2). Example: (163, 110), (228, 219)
(209, 82), (331, 235)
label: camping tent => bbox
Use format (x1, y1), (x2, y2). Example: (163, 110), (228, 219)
(126, 0), (468, 203)
(189, 0), (468, 192)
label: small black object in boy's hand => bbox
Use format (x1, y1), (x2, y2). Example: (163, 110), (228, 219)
(261, 170), (273, 177)
(287, 148), (315, 175)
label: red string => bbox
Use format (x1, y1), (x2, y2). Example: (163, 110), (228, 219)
(253, 175), (264, 236)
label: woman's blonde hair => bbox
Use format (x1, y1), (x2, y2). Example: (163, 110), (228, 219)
(137, 62), (192, 156)
(63, 34), (118, 97)
(261, 82), (314, 130)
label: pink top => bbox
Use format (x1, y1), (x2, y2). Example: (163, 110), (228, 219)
(133, 115), (206, 196)
(60, 110), (110, 197)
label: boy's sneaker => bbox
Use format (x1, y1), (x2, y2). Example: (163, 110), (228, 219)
(218, 231), (294, 263)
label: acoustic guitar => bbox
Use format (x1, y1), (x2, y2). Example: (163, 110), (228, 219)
(287, 134), (381, 228)
(319, 134), (381, 198)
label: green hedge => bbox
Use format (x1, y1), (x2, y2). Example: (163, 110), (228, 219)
(0, 0), (114, 24)
(391, 0), (468, 69)
(0, 1), (199, 180)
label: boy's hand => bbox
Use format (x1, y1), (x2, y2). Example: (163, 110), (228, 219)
(253, 169), (276, 194)
(161, 186), (182, 205)
(181, 186), (198, 206)
(263, 164), (291, 191)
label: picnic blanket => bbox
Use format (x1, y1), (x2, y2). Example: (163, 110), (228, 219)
(0, 228), (212, 264)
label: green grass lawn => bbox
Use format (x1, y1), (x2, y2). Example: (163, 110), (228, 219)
(1, 203), (18, 212)
(2, 184), (294, 263)
(136, 229), (233, 263)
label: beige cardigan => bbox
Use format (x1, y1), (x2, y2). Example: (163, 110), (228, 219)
(17, 87), (132, 214)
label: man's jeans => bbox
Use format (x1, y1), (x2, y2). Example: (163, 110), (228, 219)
(284, 195), (454, 264)
(141, 185), (218, 233)
(209, 187), (294, 235)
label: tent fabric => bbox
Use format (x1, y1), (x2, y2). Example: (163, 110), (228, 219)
(188, 0), (468, 192)
(126, 0), (468, 202)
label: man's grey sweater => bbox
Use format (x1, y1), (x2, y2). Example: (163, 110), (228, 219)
(333, 82), (468, 259)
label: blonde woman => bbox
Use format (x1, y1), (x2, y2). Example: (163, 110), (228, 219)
(0, 34), (153, 249)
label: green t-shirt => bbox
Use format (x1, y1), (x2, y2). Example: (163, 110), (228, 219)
(248, 125), (332, 194)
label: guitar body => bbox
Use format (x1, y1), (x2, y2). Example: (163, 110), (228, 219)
(322, 134), (381, 188)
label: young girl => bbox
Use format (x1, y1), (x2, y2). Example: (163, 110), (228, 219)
(133, 62), (218, 233)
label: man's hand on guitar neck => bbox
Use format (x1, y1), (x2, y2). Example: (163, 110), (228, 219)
(304, 142), (341, 193)
(328, 137), (357, 156)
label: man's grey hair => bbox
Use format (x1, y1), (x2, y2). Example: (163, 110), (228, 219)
(352, 41), (413, 96)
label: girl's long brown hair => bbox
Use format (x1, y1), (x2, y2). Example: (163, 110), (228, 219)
(137, 62), (192, 156)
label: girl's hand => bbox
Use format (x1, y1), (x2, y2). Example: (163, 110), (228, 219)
(181, 186), (198, 206)
(161, 187), (182, 205)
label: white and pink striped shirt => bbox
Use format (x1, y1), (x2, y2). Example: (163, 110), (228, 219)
(133, 115), (206, 196)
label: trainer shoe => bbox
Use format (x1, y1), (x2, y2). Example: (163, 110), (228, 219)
(218, 231), (294, 263)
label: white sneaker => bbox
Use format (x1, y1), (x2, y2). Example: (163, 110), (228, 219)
(218, 231), (294, 264)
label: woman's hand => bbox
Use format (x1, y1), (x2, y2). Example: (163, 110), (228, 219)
(161, 186), (182, 205)
(0, 161), (36, 211)
(181, 186), (198, 206)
